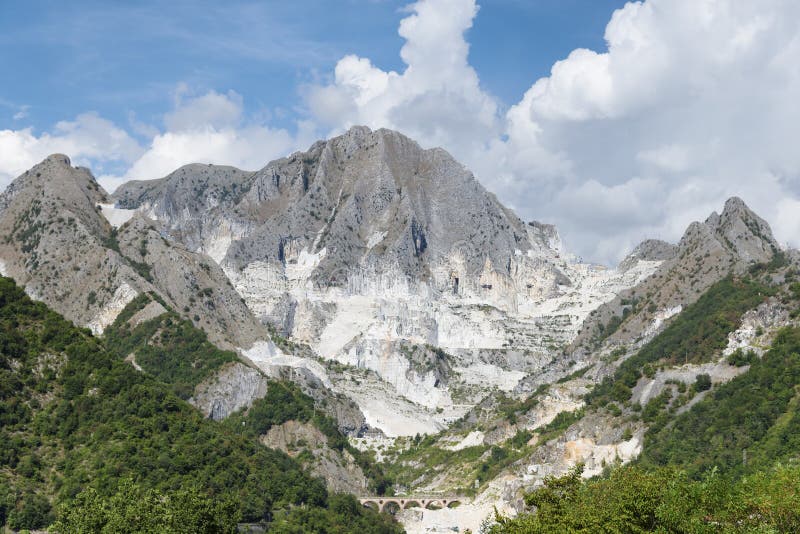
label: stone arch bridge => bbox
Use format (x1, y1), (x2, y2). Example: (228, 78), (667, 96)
(359, 496), (464, 513)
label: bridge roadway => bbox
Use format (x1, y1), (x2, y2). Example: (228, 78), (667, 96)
(359, 495), (464, 513)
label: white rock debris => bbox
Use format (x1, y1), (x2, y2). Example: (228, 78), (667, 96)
(87, 283), (138, 335)
(643, 304), (683, 339)
(242, 340), (333, 389)
(227, 253), (662, 436)
(98, 203), (136, 228)
(443, 430), (485, 451)
(724, 300), (789, 356)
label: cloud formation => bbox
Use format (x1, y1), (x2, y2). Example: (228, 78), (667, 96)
(121, 89), (314, 186)
(497, 0), (800, 261)
(305, 0), (800, 264)
(306, 0), (499, 156)
(0, 113), (143, 185)
(3, 0), (800, 265)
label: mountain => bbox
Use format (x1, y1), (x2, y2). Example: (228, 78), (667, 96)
(0, 154), (266, 349)
(376, 199), (797, 533)
(0, 129), (704, 443)
(1, 127), (797, 532)
(571, 196), (780, 356)
(114, 126), (564, 293)
(113, 127), (576, 340)
(107, 126), (660, 438)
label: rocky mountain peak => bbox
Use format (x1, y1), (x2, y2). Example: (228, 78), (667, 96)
(572, 196), (779, 353)
(618, 239), (678, 272)
(113, 126), (562, 293)
(0, 153), (266, 348)
(683, 196), (778, 264)
(0, 154), (110, 235)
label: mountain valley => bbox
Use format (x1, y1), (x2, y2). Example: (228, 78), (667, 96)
(1, 127), (799, 532)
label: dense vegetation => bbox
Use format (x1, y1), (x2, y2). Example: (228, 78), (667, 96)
(103, 293), (238, 399)
(51, 480), (399, 534)
(490, 462), (800, 533)
(50, 479), (240, 533)
(639, 326), (800, 477)
(587, 275), (773, 407)
(0, 276), (401, 532)
(379, 427), (537, 496)
(223, 381), (394, 495)
(107, 292), (393, 494)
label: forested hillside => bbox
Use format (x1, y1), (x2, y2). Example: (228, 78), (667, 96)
(491, 323), (800, 532)
(0, 276), (401, 532)
(103, 293), (239, 400)
(639, 325), (800, 477)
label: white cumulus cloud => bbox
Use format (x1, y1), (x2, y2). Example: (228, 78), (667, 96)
(306, 0), (499, 157)
(497, 0), (800, 262)
(120, 89), (315, 187)
(306, 0), (800, 264)
(0, 112), (143, 187)
(0, 91), (314, 194)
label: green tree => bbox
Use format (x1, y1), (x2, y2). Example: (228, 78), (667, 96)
(50, 479), (239, 534)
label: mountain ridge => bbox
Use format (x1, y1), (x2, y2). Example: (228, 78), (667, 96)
(570, 195), (780, 356)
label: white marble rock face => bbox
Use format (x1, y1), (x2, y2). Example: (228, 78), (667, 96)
(108, 126), (672, 436)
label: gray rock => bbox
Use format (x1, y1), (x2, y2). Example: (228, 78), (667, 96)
(617, 239), (678, 272)
(571, 196), (780, 353)
(0, 154), (267, 348)
(260, 420), (368, 494)
(114, 126), (564, 291)
(190, 361), (269, 420)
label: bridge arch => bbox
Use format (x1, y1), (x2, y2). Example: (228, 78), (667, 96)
(403, 500), (421, 509)
(383, 501), (401, 515)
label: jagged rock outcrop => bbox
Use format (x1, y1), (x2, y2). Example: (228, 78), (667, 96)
(190, 362), (270, 420)
(0, 154), (143, 331)
(572, 197), (779, 354)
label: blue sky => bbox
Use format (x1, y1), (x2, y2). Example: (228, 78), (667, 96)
(2, 0), (800, 264)
(0, 0), (625, 136)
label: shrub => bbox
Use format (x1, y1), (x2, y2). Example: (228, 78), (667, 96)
(694, 373), (712, 392)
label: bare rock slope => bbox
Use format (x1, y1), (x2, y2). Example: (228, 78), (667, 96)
(115, 126), (564, 291)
